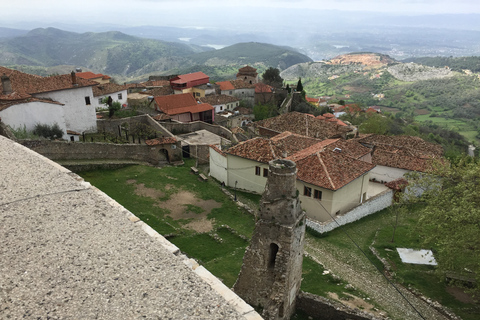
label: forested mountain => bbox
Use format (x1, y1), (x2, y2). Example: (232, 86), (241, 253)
(0, 28), (312, 81)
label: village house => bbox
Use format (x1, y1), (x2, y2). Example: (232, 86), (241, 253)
(254, 83), (275, 105)
(151, 93), (214, 123)
(199, 94), (240, 113)
(169, 72), (210, 95)
(209, 131), (375, 222)
(216, 80), (256, 105)
(254, 111), (354, 139)
(75, 71), (111, 84)
(353, 134), (444, 183)
(92, 83), (128, 110)
(0, 66), (98, 141)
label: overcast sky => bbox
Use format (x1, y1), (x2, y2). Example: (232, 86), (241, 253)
(3, 0), (479, 29)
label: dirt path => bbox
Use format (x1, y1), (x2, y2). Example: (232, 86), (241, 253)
(304, 238), (455, 320)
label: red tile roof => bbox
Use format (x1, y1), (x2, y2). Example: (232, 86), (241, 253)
(291, 149), (375, 190)
(154, 93), (198, 112)
(255, 112), (352, 139)
(226, 131), (374, 190)
(230, 80), (256, 89)
(199, 94), (239, 105)
(226, 132), (322, 163)
(141, 80), (171, 87)
(153, 93), (214, 116)
(92, 83), (127, 97)
(354, 134), (444, 172)
(255, 83), (273, 93)
(76, 71), (111, 81)
(170, 72), (209, 85)
(217, 81), (235, 91)
(238, 66), (257, 73)
(0, 66), (97, 109)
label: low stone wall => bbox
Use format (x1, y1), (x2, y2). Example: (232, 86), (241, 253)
(97, 114), (173, 138)
(21, 139), (182, 166)
(296, 292), (379, 320)
(160, 121), (238, 143)
(306, 189), (393, 234)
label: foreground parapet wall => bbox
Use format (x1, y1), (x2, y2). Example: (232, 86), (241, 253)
(0, 135), (260, 320)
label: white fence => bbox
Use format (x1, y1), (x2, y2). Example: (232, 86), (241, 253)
(306, 189), (394, 234)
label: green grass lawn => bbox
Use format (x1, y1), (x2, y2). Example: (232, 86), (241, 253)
(79, 160), (255, 287)
(79, 162), (479, 319)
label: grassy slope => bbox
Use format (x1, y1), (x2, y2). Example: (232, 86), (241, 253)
(79, 161), (479, 319)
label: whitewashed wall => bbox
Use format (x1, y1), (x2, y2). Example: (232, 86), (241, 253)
(307, 189), (394, 234)
(94, 89), (128, 110)
(0, 101), (68, 139)
(209, 147), (228, 184)
(33, 86), (97, 134)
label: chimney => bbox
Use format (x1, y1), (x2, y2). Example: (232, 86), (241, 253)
(71, 71), (77, 86)
(1, 73), (13, 95)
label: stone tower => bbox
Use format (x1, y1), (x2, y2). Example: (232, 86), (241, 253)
(236, 65), (258, 84)
(234, 159), (306, 320)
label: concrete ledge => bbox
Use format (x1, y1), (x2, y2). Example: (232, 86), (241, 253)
(194, 266), (263, 320)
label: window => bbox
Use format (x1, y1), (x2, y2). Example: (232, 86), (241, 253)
(268, 243), (279, 269)
(98, 98), (103, 104)
(263, 168), (268, 177)
(229, 91), (233, 95)
(118, 93), (123, 100)
(236, 102), (239, 107)
(85, 96), (91, 105)
(304, 186), (312, 197)
(255, 166), (261, 176)
(220, 106), (223, 111)
(314, 189), (322, 200)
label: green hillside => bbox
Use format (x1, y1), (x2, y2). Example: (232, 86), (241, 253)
(403, 56), (480, 73)
(0, 27), (209, 75)
(282, 58), (480, 145)
(0, 29), (312, 81)
(189, 42), (312, 69)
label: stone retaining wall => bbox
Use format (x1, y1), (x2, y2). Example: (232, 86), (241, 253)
(97, 114), (173, 137)
(296, 292), (379, 320)
(306, 189), (393, 234)
(21, 139), (182, 166)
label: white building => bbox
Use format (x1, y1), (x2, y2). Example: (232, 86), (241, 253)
(0, 67), (98, 141)
(92, 83), (128, 110)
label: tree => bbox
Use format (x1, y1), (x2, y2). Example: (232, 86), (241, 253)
(405, 157), (480, 293)
(102, 96), (121, 118)
(359, 113), (392, 135)
(262, 67), (283, 88)
(296, 78), (303, 93)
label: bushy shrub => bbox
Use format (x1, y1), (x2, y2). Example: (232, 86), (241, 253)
(33, 123), (64, 139)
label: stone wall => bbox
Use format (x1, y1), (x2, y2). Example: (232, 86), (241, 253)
(20, 139), (182, 166)
(160, 121), (238, 143)
(296, 292), (379, 320)
(306, 189), (393, 234)
(97, 114), (173, 138)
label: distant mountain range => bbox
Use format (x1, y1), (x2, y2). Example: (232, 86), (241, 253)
(0, 27), (312, 82)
